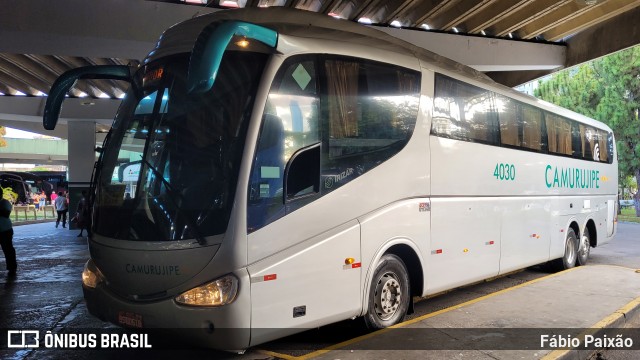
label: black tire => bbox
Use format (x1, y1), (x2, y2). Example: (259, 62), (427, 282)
(363, 254), (410, 330)
(551, 228), (578, 271)
(576, 227), (591, 266)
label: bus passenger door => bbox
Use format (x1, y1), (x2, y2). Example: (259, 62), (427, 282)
(246, 55), (362, 342)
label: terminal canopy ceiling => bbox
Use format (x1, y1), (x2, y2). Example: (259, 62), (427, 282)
(1, 0), (639, 100)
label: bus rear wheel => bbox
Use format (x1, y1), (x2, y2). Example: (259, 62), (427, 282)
(364, 254), (410, 330)
(552, 228), (578, 271)
(576, 228), (591, 266)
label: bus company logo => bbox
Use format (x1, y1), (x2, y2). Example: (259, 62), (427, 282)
(324, 176), (334, 189)
(325, 168), (355, 189)
(7, 330), (40, 348)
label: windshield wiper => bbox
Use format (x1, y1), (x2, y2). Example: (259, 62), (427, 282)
(139, 156), (207, 245)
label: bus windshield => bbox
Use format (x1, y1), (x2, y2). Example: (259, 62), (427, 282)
(94, 51), (268, 241)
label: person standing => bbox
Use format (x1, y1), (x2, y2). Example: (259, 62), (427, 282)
(39, 190), (46, 209)
(0, 197), (16, 276)
(54, 191), (68, 228)
(75, 190), (90, 237)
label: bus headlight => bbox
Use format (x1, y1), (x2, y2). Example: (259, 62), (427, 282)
(82, 260), (105, 289)
(175, 274), (238, 307)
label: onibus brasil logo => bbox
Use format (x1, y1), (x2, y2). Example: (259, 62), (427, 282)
(7, 330), (151, 349)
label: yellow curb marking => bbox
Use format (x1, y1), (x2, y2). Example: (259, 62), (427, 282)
(290, 268), (578, 360)
(541, 295), (640, 360)
(255, 349), (299, 360)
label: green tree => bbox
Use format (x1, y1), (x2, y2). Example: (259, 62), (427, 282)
(0, 126), (6, 147)
(534, 46), (640, 216)
(621, 176), (637, 200)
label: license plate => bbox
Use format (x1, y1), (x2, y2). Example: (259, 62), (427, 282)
(118, 311), (144, 328)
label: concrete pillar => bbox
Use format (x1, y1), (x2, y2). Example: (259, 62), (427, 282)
(66, 120), (96, 231)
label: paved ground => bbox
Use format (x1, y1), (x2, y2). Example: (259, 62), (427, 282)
(0, 221), (638, 360)
(589, 222), (640, 268)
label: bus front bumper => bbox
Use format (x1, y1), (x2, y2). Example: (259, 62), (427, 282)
(82, 271), (251, 351)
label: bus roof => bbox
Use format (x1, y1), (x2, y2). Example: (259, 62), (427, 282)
(146, 7), (612, 134)
(146, 8), (488, 80)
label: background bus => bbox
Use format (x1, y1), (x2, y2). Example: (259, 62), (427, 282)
(0, 171), (55, 204)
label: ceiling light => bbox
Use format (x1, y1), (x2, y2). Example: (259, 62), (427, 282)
(184, 0), (207, 4)
(15, 91), (26, 96)
(328, 12), (342, 19)
(220, 0), (246, 8)
(97, 92), (111, 99)
(481, 30), (486, 36)
(452, 27), (459, 33)
(78, 91), (88, 98)
(390, 20), (402, 28)
(259, 0), (284, 6)
(420, 24), (430, 30)
(35, 91), (46, 96)
(508, 33), (513, 38)
(358, 17), (372, 24)
(117, 93), (126, 99)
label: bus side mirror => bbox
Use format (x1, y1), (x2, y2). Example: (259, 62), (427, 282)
(284, 143), (320, 201)
(43, 65), (133, 130)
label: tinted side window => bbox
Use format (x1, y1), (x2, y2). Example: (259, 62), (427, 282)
(247, 58), (319, 232)
(433, 75), (613, 164)
(497, 95), (520, 147)
(498, 96), (549, 153)
(321, 57), (420, 193)
(520, 104), (544, 151)
(546, 113), (572, 156)
(432, 75), (499, 145)
(579, 125), (610, 163)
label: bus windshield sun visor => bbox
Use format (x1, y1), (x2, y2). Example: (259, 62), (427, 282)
(187, 20), (278, 94)
(43, 65), (133, 130)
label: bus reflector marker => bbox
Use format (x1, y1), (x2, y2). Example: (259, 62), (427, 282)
(251, 274), (278, 283)
(431, 249), (443, 255)
(343, 262), (361, 270)
(485, 241), (495, 245)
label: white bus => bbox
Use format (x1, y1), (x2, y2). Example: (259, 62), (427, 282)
(44, 7), (618, 351)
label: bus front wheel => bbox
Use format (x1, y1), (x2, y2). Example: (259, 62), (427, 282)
(552, 228), (578, 271)
(576, 228), (591, 266)
(364, 254), (410, 330)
